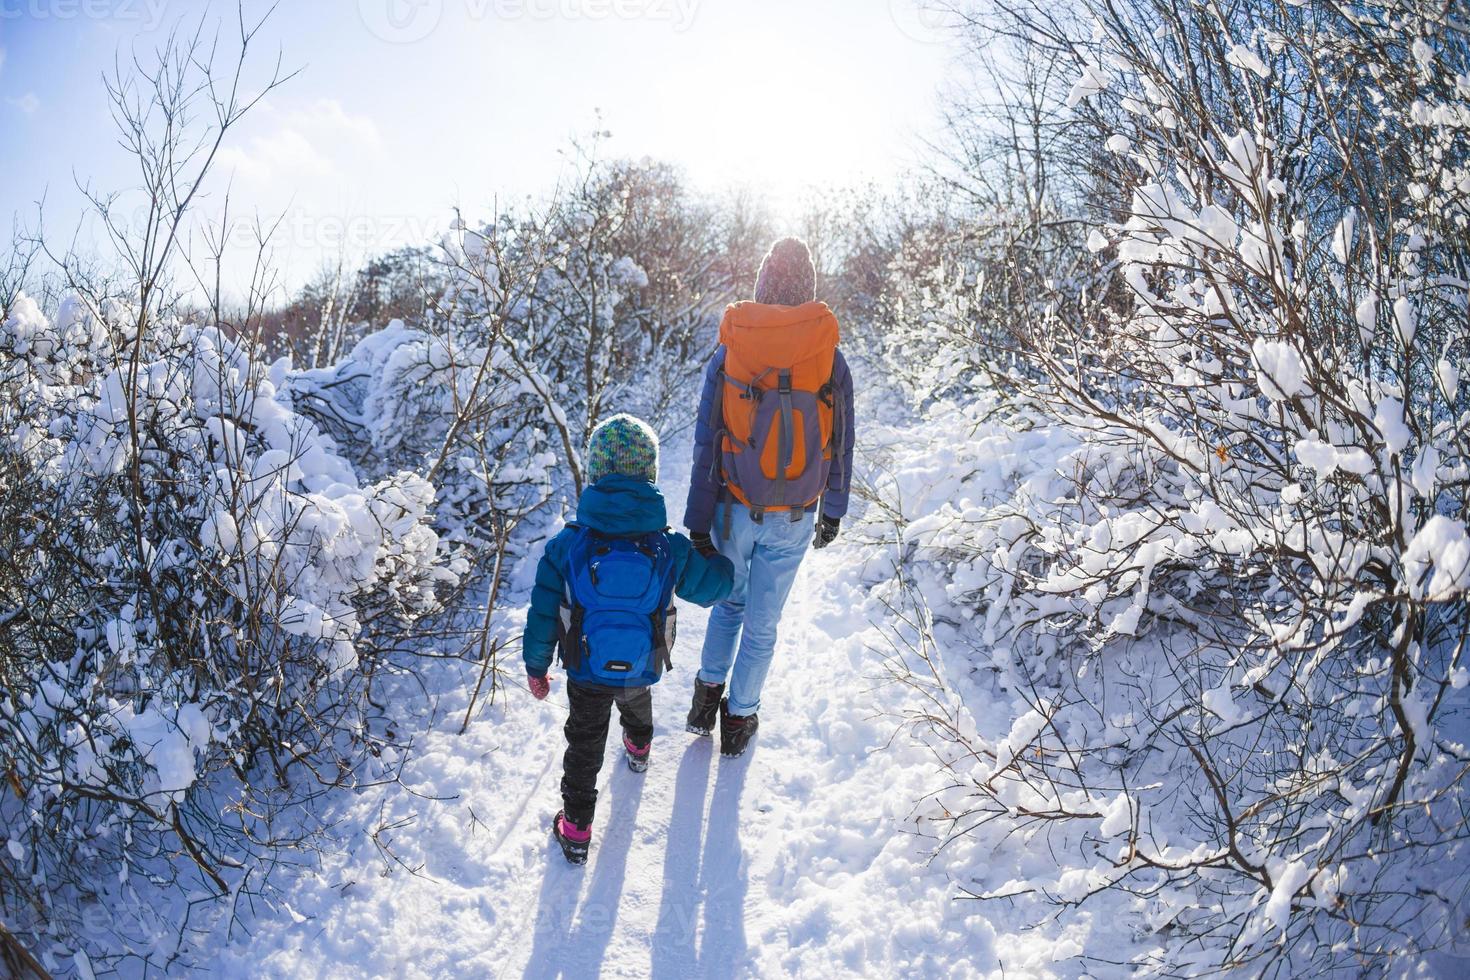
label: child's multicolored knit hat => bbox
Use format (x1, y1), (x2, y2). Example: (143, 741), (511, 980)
(586, 413), (660, 485)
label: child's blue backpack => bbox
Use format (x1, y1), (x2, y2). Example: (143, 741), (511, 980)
(556, 525), (678, 687)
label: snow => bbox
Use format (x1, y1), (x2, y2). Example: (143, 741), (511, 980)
(1218, 130), (1263, 196)
(1394, 295), (1418, 346)
(1355, 294), (1378, 342)
(1106, 601), (1144, 636)
(116, 703), (213, 803)
(609, 255), (649, 289)
(1251, 339), (1307, 401)
(1264, 859), (1311, 932)
(1331, 210), (1355, 264)
(1202, 684), (1245, 727)
(1403, 516), (1470, 602)
(1098, 793), (1132, 837)
(1293, 435), (1375, 479)
(1195, 204), (1238, 248)
(987, 703), (1053, 780)
(1373, 397), (1412, 456)
(1437, 357), (1459, 401)
(1225, 43), (1270, 79)
(1412, 37), (1435, 69)
(1066, 63), (1111, 107)
(213, 426), (1029, 979)
(262, 672), (869, 975)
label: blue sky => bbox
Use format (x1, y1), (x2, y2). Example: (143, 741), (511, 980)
(0, 0), (957, 296)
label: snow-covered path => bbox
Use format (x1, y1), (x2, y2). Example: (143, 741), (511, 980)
(479, 548), (893, 980)
(220, 504), (1009, 979)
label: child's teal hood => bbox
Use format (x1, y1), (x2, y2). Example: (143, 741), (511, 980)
(575, 475), (669, 536)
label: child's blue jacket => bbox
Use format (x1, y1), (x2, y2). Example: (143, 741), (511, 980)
(522, 475), (735, 681)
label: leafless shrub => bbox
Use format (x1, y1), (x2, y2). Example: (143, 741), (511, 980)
(0, 10), (462, 972)
(873, 0), (1470, 973)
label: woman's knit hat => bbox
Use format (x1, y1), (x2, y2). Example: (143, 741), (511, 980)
(586, 413), (660, 485)
(753, 237), (816, 307)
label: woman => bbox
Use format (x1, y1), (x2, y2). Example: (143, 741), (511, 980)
(681, 237), (857, 757)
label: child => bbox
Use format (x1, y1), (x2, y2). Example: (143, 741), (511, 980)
(523, 414), (734, 865)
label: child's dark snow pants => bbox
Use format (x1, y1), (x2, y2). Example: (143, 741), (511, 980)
(562, 681), (653, 825)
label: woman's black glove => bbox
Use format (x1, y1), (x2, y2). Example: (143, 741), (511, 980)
(813, 515), (840, 550)
(690, 530), (718, 558)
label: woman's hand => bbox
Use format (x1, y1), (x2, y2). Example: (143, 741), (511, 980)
(689, 530), (718, 558)
(813, 515), (840, 549)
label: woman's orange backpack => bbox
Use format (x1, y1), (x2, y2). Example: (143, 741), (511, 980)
(707, 301), (844, 528)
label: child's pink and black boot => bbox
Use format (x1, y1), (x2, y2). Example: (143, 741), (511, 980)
(552, 811), (592, 866)
(623, 733), (651, 773)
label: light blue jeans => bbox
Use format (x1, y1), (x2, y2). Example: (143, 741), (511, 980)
(698, 507), (814, 716)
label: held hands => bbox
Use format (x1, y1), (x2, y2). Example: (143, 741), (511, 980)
(689, 530), (718, 559)
(813, 515), (840, 550)
(528, 673), (550, 700)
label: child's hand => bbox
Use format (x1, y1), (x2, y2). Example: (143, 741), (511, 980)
(528, 673), (551, 700)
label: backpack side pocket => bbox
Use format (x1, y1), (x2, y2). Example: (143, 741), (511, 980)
(653, 605), (677, 676)
(556, 602), (584, 671)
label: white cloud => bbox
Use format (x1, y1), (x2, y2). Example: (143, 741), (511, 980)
(0, 47), (8, 76)
(213, 99), (381, 186)
(216, 128), (335, 183)
(7, 92), (39, 115)
(291, 99), (382, 148)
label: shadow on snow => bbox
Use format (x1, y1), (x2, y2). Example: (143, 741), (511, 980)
(522, 737), (752, 978)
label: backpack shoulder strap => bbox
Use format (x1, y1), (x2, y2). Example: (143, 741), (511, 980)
(820, 351), (847, 491)
(560, 523), (606, 598)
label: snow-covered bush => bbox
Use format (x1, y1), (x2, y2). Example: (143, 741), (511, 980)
(877, 0), (1470, 973)
(286, 305), (560, 739)
(287, 317), (558, 555)
(866, 212), (1067, 405)
(0, 292), (460, 959)
(432, 151), (744, 491)
(859, 53), (1111, 410)
(260, 247), (443, 372)
(0, 17), (479, 968)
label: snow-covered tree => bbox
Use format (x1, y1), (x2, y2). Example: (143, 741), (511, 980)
(878, 0), (1470, 973)
(0, 17), (468, 968)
